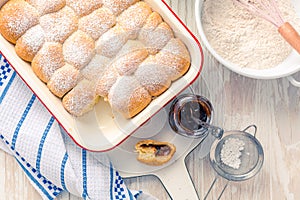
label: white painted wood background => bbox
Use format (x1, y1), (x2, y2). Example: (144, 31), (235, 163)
(1, 0), (300, 199)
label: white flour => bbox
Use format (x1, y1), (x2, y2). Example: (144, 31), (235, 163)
(202, 0), (299, 69)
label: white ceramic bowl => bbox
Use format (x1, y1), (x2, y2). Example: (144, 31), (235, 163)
(195, 0), (300, 87)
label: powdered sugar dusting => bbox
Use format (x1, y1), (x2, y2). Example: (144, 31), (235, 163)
(108, 76), (151, 118)
(66, 0), (102, 17)
(26, 0), (66, 15)
(63, 30), (95, 69)
(96, 67), (120, 97)
(155, 38), (191, 81)
(0, 0), (191, 117)
(117, 1), (152, 39)
(220, 137), (245, 169)
(81, 54), (111, 81)
(32, 42), (65, 82)
(161, 38), (190, 61)
(47, 64), (81, 97)
(40, 6), (78, 43)
(112, 49), (148, 75)
(15, 25), (45, 61)
(102, 0), (139, 15)
(138, 22), (174, 54)
(79, 7), (116, 40)
(135, 56), (171, 96)
(63, 79), (99, 116)
(0, 0), (39, 43)
(95, 25), (130, 58)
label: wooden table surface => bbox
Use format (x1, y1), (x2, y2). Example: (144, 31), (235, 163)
(1, 0), (300, 199)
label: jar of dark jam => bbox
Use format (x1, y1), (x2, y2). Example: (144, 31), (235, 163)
(169, 94), (214, 138)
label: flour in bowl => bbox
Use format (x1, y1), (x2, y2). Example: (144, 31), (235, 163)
(201, 0), (299, 69)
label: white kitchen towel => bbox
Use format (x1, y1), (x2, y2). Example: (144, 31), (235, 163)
(0, 53), (143, 200)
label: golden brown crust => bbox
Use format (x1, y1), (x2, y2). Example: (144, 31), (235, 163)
(78, 7), (116, 40)
(15, 25), (45, 62)
(0, 0), (9, 8)
(62, 79), (99, 117)
(95, 24), (130, 58)
(63, 30), (95, 70)
(117, 1), (152, 39)
(32, 42), (65, 83)
(95, 67), (120, 99)
(40, 6), (78, 43)
(25, 0), (66, 15)
(47, 64), (81, 98)
(66, 0), (102, 17)
(135, 140), (176, 166)
(112, 48), (148, 76)
(102, 0), (139, 15)
(108, 76), (151, 118)
(135, 56), (171, 97)
(0, 0), (40, 44)
(155, 38), (191, 81)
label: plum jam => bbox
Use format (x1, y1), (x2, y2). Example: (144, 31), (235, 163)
(169, 94), (213, 138)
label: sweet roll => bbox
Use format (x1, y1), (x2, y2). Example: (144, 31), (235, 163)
(62, 79), (99, 117)
(15, 25), (45, 62)
(63, 30), (95, 70)
(138, 22), (174, 54)
(0, 0), (39, 44)
(66, 0), (102, 17)
(155, 38), (191, 81)
(81, 54), (111, 82)
(95, 67), (120, 99)
(79, 7), (116, 40)
(108, 76), (151, 118)
(117, 1), (152, 39)
(40, 6), (78, 43)
(95, 24), (130, 58)
(25, 0), (66, 15)
(32, 42), (65, 83)
(47, 64), (81, 98)
(135, 56), (171, 97)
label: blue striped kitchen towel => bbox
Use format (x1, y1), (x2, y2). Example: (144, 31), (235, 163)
(0, 53), (148, 199)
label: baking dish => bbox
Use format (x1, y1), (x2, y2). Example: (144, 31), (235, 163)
(0, 0), (203, 151)
(195, 0), (300, 87)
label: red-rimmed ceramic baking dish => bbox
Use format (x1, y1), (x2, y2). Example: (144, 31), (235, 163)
(0, 0), (203, 151)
